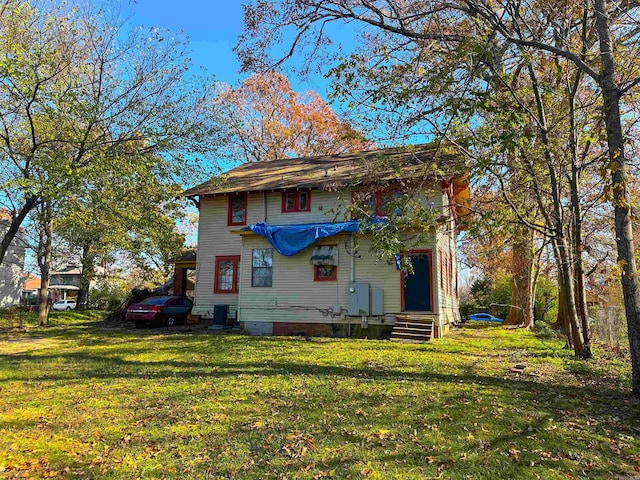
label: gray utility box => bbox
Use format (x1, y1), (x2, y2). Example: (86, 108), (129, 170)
(348, 282), (370, 315)
(371, 288), (384, 316)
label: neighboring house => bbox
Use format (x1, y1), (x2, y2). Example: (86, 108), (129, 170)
(183, 144), (469, 339)
(0, 215), (26, 308)
(49, 265), (82, 300)
(21, 273), (41, 306)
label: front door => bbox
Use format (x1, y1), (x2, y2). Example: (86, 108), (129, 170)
(402, 252), (432, 311)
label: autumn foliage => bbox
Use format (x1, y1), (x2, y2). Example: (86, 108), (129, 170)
(215, 72), (373, 162)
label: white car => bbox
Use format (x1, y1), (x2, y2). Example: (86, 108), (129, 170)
(52, 299), (77, 311)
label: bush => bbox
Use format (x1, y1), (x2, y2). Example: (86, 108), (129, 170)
(459, 302), (480, 322)
(89, 280), (129, 311)
(534, 321), (555, 340)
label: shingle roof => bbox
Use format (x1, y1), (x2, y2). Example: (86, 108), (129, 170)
(183, 143), (465, 196)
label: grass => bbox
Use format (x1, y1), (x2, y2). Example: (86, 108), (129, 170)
(0, 315), (639, 479)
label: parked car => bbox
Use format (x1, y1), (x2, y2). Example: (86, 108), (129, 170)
(468, 312), (503, 323)
(52, 299), (77, 311)
(126, 296), (193, 328)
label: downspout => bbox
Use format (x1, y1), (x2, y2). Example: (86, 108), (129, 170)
(349, 234), (355, 283)
(349, 233), (355, 337)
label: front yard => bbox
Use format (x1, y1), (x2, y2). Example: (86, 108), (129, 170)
(0, 314), (639, 479)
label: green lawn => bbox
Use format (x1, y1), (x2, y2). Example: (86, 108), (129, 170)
(0, 314), (639, 479)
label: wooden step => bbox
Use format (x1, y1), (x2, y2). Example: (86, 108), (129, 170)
(395, 321), (434, 329)
(391, 331), (433, 342)
(391, 314), (434, 342)
(395, 315), (435, 325)
(392, 325), (433, 335)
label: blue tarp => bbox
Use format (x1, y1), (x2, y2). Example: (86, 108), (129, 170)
(248, 221), (361, 256)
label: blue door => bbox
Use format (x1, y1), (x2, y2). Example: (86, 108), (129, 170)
(403, 253), (432, 311)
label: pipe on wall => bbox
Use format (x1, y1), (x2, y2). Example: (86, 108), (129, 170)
(349, 234), (355, 283)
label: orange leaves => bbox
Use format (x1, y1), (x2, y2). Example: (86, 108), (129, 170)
(281, 432), (316, 458)
(216, 72), (373, 162)
(0, 457), (72, 478)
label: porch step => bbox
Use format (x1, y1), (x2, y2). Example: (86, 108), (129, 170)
(395, 314), (435, 325)
(391, 315), (434, 343)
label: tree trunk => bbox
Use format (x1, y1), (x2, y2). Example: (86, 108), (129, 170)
(504, 227), (534, 327)
(595, 0), (640, 394)
(552, 277), (568, 331)
(0, 197), (39, 266)
(526, 63), (590, 357)
(568, 70), (592, 357)
(37, 212), (53, 327)
(76, 244), (94, 311)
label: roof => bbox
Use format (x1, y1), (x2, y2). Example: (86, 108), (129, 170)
(51, 265), (82, 275)
(168, 249), (196, 263)
(22, 273), (41, 291)
(183, 143), (466, 196)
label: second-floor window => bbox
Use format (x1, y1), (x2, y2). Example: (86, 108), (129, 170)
(282, 190), (311, 213)
(351, 190), (403, 217)
(228, 193), (247, 226)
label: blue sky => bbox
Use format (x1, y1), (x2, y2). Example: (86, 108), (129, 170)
(130, 0), (244, 85)
(129, 0), (333, 95)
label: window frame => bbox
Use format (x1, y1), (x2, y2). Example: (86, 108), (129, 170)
(214, 255), (240, 294)
(314, 264), (337, 282)
(281, 190), (312, 213)
(251, 248), (273, 287)
(439, 249), (444, 291)
(351, 189), (403, 217)
(227, 193), (248, 226)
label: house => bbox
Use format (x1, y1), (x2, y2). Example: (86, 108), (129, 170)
(49, 265), (82, 300)
(21, 273), (41, 306)
(183, 144), (469, 339)
(20, 266), (85, 308)
(0, 213), (26, 308)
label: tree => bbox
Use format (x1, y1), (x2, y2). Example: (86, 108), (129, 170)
(0, 0), (218, 269)
(215, 72), (372, 162)
(237, 0), (640, 386)
(34, 202), (53, 326)
(55, 161), (186, 310)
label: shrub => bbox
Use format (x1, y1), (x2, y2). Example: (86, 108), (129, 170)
(89, 280), (129, 311)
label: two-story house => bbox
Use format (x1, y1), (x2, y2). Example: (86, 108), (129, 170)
(49, 265), (82, 301)
(0, 213), (26, 308)
(183, 144), (469, 339)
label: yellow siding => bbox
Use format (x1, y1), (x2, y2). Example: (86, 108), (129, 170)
(193, 188), (459, 329)
(238, 235), (405, 325)
(265, 190), (349, 225)
(434, 191), (461, 328)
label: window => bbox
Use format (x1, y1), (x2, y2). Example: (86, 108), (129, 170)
(351, 190), (403, 217)
(314, 264), (337, 281)
(227, 193), (247, 226)
(449, 252), (454, 296)
(252, 249), (273, 287)
(282, 190), (311, 212)
(439, 250), (444, 290)
(311, 245), (338, 281)
(447, 252), (452, 296)
(214, 256), (240, 293)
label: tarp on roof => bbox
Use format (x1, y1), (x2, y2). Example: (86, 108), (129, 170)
(248, 221), (360, 256)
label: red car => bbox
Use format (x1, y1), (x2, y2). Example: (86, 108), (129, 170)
(126, 296), (193, 328)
